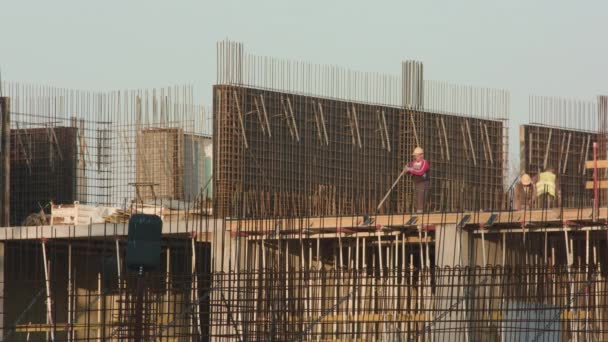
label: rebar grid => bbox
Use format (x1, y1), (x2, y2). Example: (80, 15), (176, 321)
(210, 264), (607, 341)
(1, 82), (212, 225)
(7, 110), (111, 226)
(214, 85), (507, 218)
(216, 40), (510, 121)
(523, 95), (608, 209)
(521, 124), (596, 208)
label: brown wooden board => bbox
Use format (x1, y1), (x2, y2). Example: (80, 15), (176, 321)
(213, 85), (506, 219)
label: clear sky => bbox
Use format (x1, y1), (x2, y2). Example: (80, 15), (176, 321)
(2, 0), (607, 169)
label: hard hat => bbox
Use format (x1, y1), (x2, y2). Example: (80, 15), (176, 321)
(521, 173), (532, 186)
(412, 147), (424, 156)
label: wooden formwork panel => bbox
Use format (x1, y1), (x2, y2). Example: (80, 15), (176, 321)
(520, 124), (596, 208)
(213, 85), (507, 218)
(9, 127), (77, 225)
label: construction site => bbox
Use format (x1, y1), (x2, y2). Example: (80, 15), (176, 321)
(0, 39), (607, 341)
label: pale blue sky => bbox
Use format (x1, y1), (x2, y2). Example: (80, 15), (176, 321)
(2, 0), (607, 168)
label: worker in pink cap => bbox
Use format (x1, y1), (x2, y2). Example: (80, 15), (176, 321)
(404, 147), (430, 213)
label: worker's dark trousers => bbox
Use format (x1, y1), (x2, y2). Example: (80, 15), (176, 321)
(538, 194), (555, 209)
(414, 181), (429, 213)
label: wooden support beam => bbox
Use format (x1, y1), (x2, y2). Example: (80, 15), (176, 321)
(435, 118), (444, 159)
(15, 122), (32, 174)
(585, 180), (608, 189)
(46, 126), (55, 172)
(67, 243), (73, 341)
(76, 118), (88, 202)
(253, 97), (266, 136)
(585, 160), (608, 169)
(562, 132), (571, 174)
(519, 125), (526, 173)
(41, 240), (56, 341)
(48, 126), (64, 160)
(477, 225), (608, 235)
(351, 105), (362, 148)
(581, 134), (591, 175)
(441, 118), (450, 161)
(381, 110), (390, 152)
(479, 123), (488, 162)
(461, 123), (472, 164)
(529, 131), (533, 170)
(285, 96), (300, 142)
(232, 90), (249, 148)
(0, 97), (9, 226)
(259, 94), (272, 137)
(312, 101), (324, 145)
(346, 107), (356, 146)
(317, 102), (329, 145)
(543, 129), (552, 170)
(483, 123), (493, 164)
(15, 308), (591, 334)
(296, 312), (429, 323)
(16, 322), (129, 333)
(120, 129), (134, 164)
(465, 120), (476, 166)
(558, 131), (566, 173)
(409, 112), (420, 148)
(115, 239), (122, 288)
(226, 207), (602, 232)
(380, 125), (388, 155)
(191, 237), (203, 335)
(376, 111), (386, 150)
(280, 96), (295, 139)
